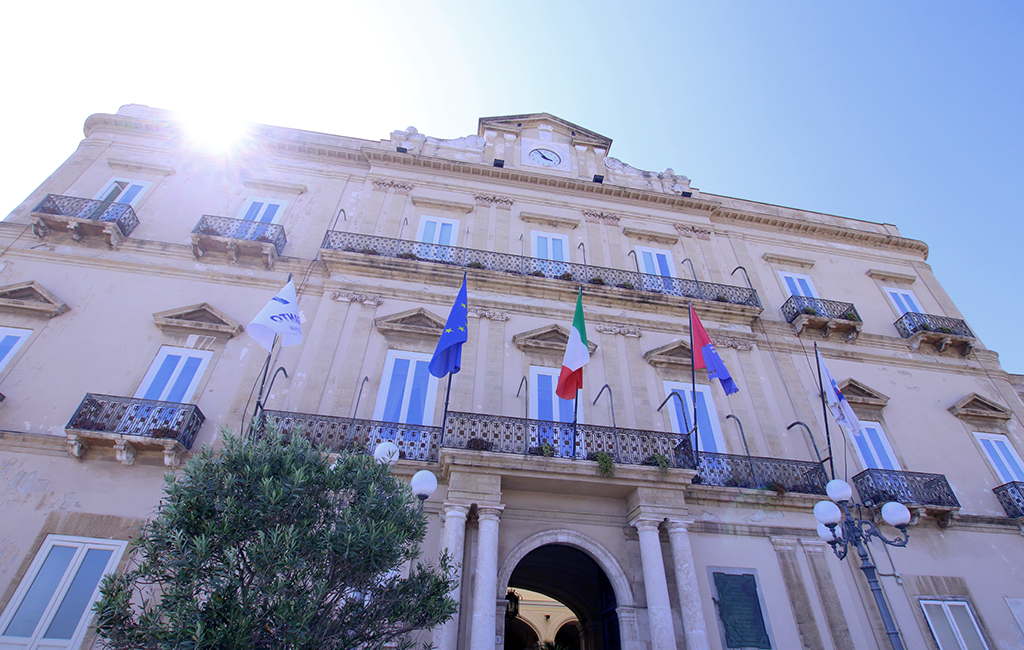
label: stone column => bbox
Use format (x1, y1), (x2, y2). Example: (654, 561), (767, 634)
(434, 503), (469, 650)
(665, 520), (709, 650)
(631, 517), (677, 650)
(470, 504), (504, 650)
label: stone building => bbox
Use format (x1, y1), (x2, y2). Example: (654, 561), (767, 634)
(1, 105), (1022, 650)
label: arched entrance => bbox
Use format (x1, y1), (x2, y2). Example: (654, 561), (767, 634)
(505, 544), (621, 650)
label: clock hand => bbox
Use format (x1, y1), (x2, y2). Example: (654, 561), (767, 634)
(539, 151), (553, 161)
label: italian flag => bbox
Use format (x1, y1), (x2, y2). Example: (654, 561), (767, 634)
(556, 290), (589, 400)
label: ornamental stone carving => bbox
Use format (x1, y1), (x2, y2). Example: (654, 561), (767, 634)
(675, 224), (712, 240)
(371, 179), (413, 194)
(331, 292), (384, 306)
(595, 323), (642, 337)
(583, 210), (621, 223)
(711, 337), (755, 351)
(468, 308), (510, 321)
(475, 194), (514, 207)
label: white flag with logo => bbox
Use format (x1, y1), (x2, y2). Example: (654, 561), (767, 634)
(248, 279), (303, 351)
(816, 349), (862, 435)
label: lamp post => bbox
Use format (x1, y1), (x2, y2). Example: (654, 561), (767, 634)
(814, 479), (912, 650)
(410, 469), (438, 511)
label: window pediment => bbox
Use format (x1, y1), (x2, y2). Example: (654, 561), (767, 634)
(621, 226), (679, 246)
(152, 303), (243, 337)
(0, 281), (69, 318)
(375, 308), (447, 339)
(837, 379), (889, 408)
(948, 393), (1012, 421)
(512, 324), (597, 355)
(643, 340), (693, 368)
(519, 212), (580, 230)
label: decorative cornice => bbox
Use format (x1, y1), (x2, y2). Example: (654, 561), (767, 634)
(331, 291), (384, 306)
(714, 207), (930, 259)
(475, 194), (514, 207)
(519, 212), (580, 230)
(371, 179), (413, 194)
(762, 252), (814, 269)
(106, 158), (175, 176)
(242, 178), (307, 195)
(468, 307), (510, 321)
(621, 226), (680, 246)
(410, 195), (475, 213)
(583, 210), (621, 224)
(948, 393), (1012, 421)
(711, 337), (755, 351)
(595, 323), (641, 337)
(867, 268), (917, 284)
(0, 281), (69, 318)
(675, 224), (712, 240)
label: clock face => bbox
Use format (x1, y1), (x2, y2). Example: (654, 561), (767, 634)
(528, 148), (562, 167)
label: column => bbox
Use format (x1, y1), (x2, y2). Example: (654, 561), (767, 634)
(470, 504), (504, 650)
(434, 503), (469, 650)
(631, 517), (677, 650)
(665, 520), (710, 650)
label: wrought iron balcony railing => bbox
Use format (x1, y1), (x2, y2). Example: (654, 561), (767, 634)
(260, 410), (440, 462)
(66, 393), (205, 450)
(781, 295), (861, 324)
(321, 231), (761, 308)
(192, 215), (288, 256)
(32, 194), (140, 238)
(676, 446), (828, 494)
(993, 481), (1024, 518)
(852, 468), (960, 510)
(894, 312), (973, 339)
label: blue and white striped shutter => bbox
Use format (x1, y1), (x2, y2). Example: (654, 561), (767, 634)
(531, 368), (575, 424)
(780, 272), (817, 298)
(241, 199), (284, 224)
(0, 327), (30, 372)
(134, 347), (213, 403)
(975, 433), (1024, 483)
(886, 288), (922, 315)
(851, 421), (901, 470)
(666, 386), (723, 453)
(640, 250), (672, 278)
(374, 351), (438, 425)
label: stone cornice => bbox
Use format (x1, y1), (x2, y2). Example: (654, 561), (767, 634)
(866, 268), (918, 284)
(519, 212), (580, 230)
(410, 195), (475, 213)
(106, 158), (175, 177)
(762, 252), (815, 269)
(621, 226), (680, 246)
(242, 178), (307, 195)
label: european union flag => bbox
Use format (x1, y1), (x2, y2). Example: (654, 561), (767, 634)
(428, 275), (468, 378)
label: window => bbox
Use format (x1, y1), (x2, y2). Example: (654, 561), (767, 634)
(135, 346), (213, 403)
(372, 351), (438, 426)
(974, 433), (1024, 483)
(663, 382), (726, 454)
(0, 326), (31, 374)
(239, 197), (286, 224)
(885, 287), (923, 315)
(530, 366), (580, 456)
(779, 272), (818, 298)
(415, 216), (459, 262)
(851, 420), (901, 471)
(0, 535), (127, 650)
(95, 178), (149, 206)
(532, 232), (569, 262)
(636, 246), (676, 293)
(710, 569), (772, 649)
(921, 600), (989, 650)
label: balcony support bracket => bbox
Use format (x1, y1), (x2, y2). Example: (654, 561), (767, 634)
(162, 441), (185, 467)
(65, 433), (89, 460)
(114, 438), (137, 466)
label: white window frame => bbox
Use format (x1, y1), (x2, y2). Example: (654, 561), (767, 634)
(779, 271), (818, 298)
(974, 432), (1024, 483)
(884, 286), (923, 315)
(415, 216), (459, 247)
(239, 197), (287, 224)
(0, 534), (127, 650)
(851, 420), (902, 471)
(920, 599), (990, 650)
(94, 178), (151, 207)
(372, 350), (439, 426)
(635, 246), (676, 278)
(134, 346), (213, 403)
(531, 231), (570, 262)
(663, 381), (726, 454)
(707, 567), (775, 650)
(529, 366), (582, 424)
(0, 326), (32, 374)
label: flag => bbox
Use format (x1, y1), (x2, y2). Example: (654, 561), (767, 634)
(248, 279), (303, 351)
(556, 290), (590, 400)
(816, 349), (862, 435)
(428, 275), (469, 378)
(690, 305), (739, 395)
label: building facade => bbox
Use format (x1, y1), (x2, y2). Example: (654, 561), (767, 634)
(0, 105), (1022, 650)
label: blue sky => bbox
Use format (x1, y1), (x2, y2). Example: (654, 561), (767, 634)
(3, 1), (1022, 369)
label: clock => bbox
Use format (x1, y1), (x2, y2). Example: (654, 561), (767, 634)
(528, 148), (562, 167)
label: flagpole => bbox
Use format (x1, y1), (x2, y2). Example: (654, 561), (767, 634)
(439, 373), (453, 449)
(690, 302), (699, 465)
(251, 334), (278, 437)
(815, 342), (836, 479)
(572, 390), (579, 459)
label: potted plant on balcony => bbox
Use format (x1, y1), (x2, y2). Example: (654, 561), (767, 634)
(841, 310), (858, 321)
(800, 306), (819, 316)
(644, 453), (671, 474)
(530, 270), (546, 278)
(587, 450), (615, 477)
(397, 251), (419, 260)
(617, 281), (634, 290)
(557, 271), (575, 281)
(466, 437), (492, 451)
(467, 261), (484, 269)
(589, 277), (605, 285)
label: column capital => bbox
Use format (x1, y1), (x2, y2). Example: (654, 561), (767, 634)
(443, 502), (471, 519)
(629, 516), (663, 533)
(799, 538), (831, 553)
(664, 519), (694, 534)
(769, 535), (801, 551)
(477, 503), (504, 520)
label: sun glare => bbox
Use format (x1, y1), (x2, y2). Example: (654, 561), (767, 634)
(180, 112), (248, 152)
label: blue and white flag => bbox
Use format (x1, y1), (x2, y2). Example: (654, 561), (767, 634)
(816, 349), (862, 435)
(248, 279), (303, 351)
(429, 275), (468, 378)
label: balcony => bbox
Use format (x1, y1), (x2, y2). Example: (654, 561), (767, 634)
(30, 194), (140, 248)
(679, 447), (828, 495)
(781, 295), (863, 342)
(852, 468), (960, 526)
(261, 410), (441, 462)
(65, 393), (205, 467)
(894, 312), (975, 355)
(320, 231), (761, 309)
(993, 481), (1024, 518)
(191, 215), (288, 269)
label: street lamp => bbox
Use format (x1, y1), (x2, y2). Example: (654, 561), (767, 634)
(814, 479), (912, 650)
(373, 441), (400, 466)
(410, 469), (438, 510)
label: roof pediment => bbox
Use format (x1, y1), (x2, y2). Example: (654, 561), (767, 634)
(153, 303), (243, 337)
(478, 114), (612, 149)
(643, 340), (693, 368)
(512, 324), (597, 355)
(948, 393), (1012, 421)
(0, 281), (69, 318)
(375, 308), (446, 339)
(837, 379), (890, 408)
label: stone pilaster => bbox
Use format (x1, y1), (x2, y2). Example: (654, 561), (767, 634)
(770, 536), (824, 650)
(801, 540), (855, 650)
(665, 520), (709, 650)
